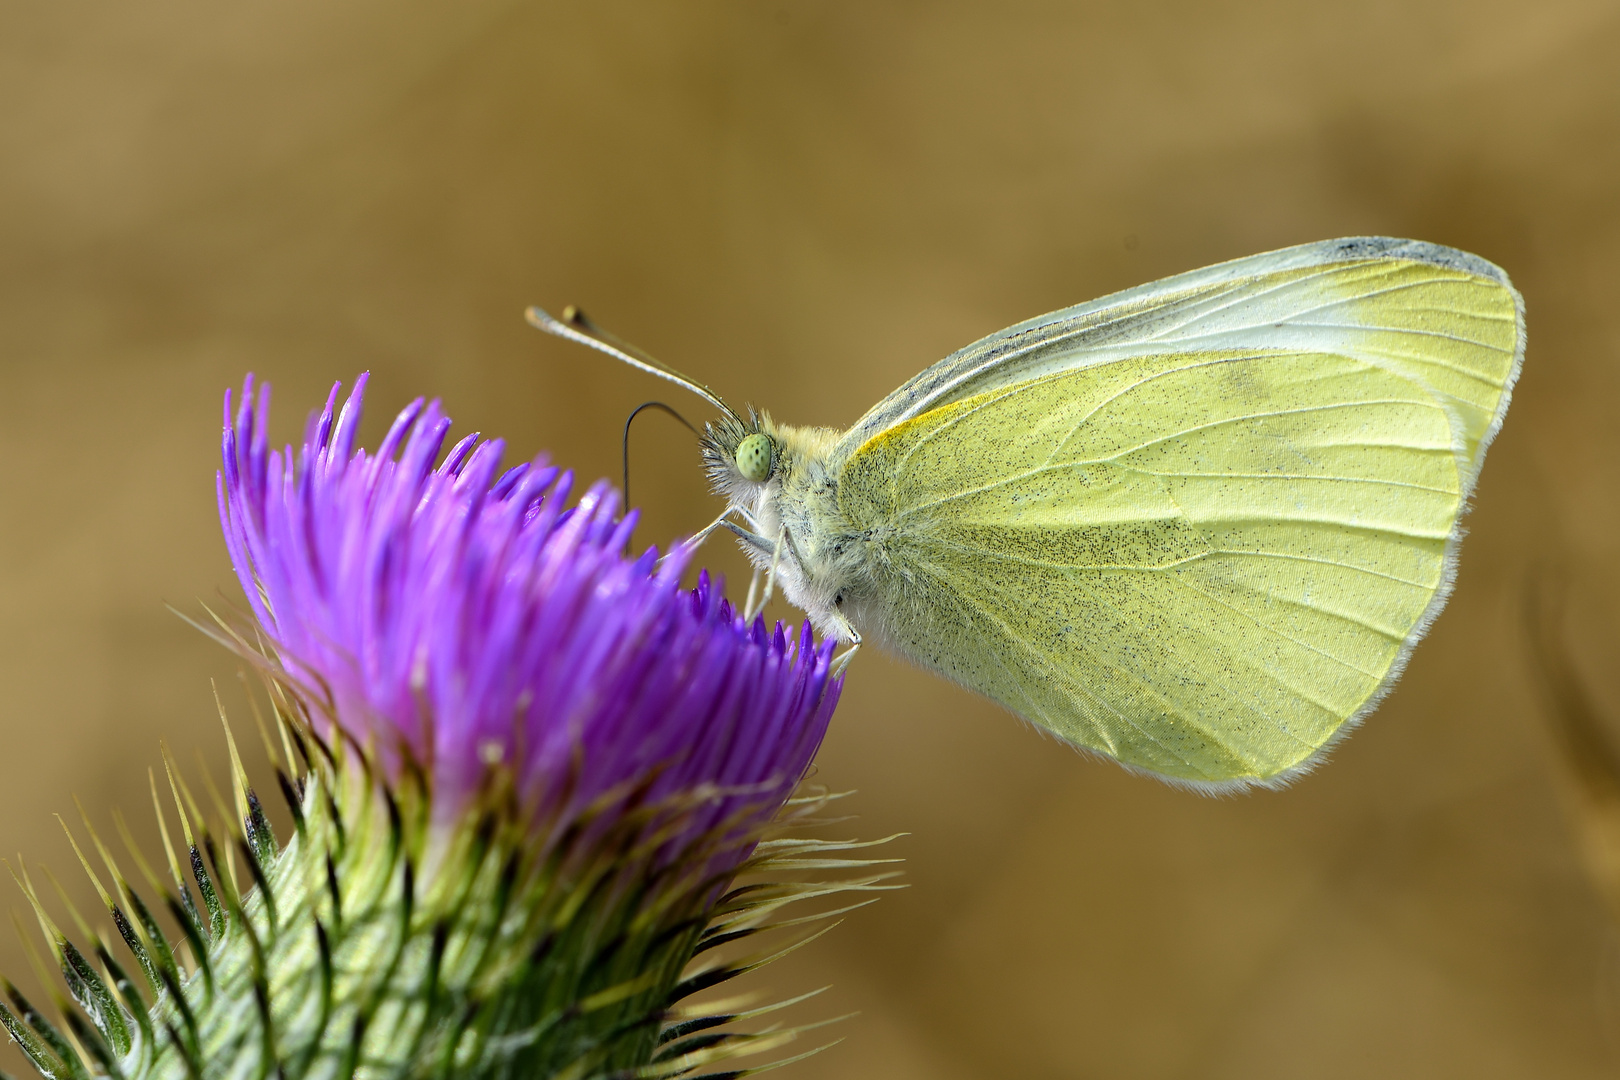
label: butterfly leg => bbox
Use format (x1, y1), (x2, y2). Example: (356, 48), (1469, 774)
(752, 526), (788, 620)
(742, 526), (788, 621)
(717, 519), (784, 620)
(830, 616), (862, 677)
(742, 566), (763, 618)
(678, 507), (742, 556)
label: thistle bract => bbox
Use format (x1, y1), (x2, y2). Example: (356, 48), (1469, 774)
(2, 376), (885, 1080)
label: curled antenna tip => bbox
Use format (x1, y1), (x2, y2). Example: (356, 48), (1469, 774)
(524, 304), (577, 333)
(527, 304), (599, 342)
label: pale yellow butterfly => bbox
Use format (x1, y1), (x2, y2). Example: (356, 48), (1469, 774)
(529, 237), (1524, 791)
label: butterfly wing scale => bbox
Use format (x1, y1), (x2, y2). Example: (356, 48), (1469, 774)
(834, 240), (1521, 787)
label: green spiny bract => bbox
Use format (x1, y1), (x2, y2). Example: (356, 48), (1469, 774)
(2, 698), (897, 1080)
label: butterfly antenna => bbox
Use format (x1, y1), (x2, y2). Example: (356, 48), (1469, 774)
(526, 304), (743, 424)
(622, 400), (699, 506)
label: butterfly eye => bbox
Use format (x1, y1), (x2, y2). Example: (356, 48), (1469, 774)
(735, 433), (774, 482)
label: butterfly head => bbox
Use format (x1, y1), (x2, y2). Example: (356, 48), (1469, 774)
(700, 407), (781, 501)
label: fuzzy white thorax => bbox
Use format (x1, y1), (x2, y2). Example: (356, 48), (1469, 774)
(708, 419), (874, 643)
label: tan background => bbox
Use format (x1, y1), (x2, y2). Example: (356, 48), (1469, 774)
(5, 2), (1620, 1076)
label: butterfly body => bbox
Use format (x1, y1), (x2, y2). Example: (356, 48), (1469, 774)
(533, 237), (1524, 791)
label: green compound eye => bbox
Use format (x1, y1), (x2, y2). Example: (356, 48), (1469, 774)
(735, 433), (774, 482)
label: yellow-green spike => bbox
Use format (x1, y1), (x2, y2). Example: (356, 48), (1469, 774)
(10, 909), (72, 1017)
(110, 809), (165, 896)
(239, 671), (283, 773)
(729, 985), (829, 1024)
(52, 819), (118, 927)
(664, 991), (763, 1022)
(741, 1033), (845, 1078)
(262, 680), (293, 747)
(73, 798), (140, 918)
(149, 769), (186, 892)
(164, 599), (229, 650)
(8, 859), (66, 961)
(161, 743), (206, 848)
(700, 919), (844, 988)
(213, 681), (253, 825)
(718, 897), (882, 946)
(221, 834), (240, 899)
(194, 749), (240, 844)
(39, 866), (96, 946)
(272, 700), (299, 775)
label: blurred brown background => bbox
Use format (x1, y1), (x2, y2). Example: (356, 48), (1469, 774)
(4, 1), (1620, 1076)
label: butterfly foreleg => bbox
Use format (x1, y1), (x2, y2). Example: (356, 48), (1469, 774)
(748, 526), (789, 621)
(679, 505), (754, 558)
(717, 519), (783, 620)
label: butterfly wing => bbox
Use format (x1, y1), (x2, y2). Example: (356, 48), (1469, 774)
(834, 239), (1522, 788)
(836, 237), (1520, 503)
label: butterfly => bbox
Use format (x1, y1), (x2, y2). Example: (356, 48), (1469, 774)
(529, 237), (1524, 791)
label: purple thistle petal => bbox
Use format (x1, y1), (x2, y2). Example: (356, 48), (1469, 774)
(218, 376), (840, 868)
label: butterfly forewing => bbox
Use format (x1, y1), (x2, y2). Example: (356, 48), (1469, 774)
(836, 239), (1519, 486)
(833, 240), (1522, 787)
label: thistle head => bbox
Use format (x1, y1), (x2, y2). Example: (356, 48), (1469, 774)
(1, 375), (890, 1080)
(219, 373), (839, 860)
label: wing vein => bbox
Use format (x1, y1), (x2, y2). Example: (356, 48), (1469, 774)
(1210, 549), (1437, 590)
(1142, 265), (1362, 337)
(1158, 273), (1499, 341)
(1189, 514), (1449, 538)
(1128, 469), (1458, 494)
(1100, 399), (1447, 461)
(1160, 572), (1390, 680)
(897, 463), (1456, 521)
(1286, 319), (1510, 351)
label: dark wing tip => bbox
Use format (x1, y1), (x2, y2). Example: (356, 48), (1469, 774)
(1323, 236), (1512, 287)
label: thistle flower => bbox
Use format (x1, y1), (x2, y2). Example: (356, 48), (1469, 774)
(219, 373), (837, 862)
(3, 376), (889, 1080)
